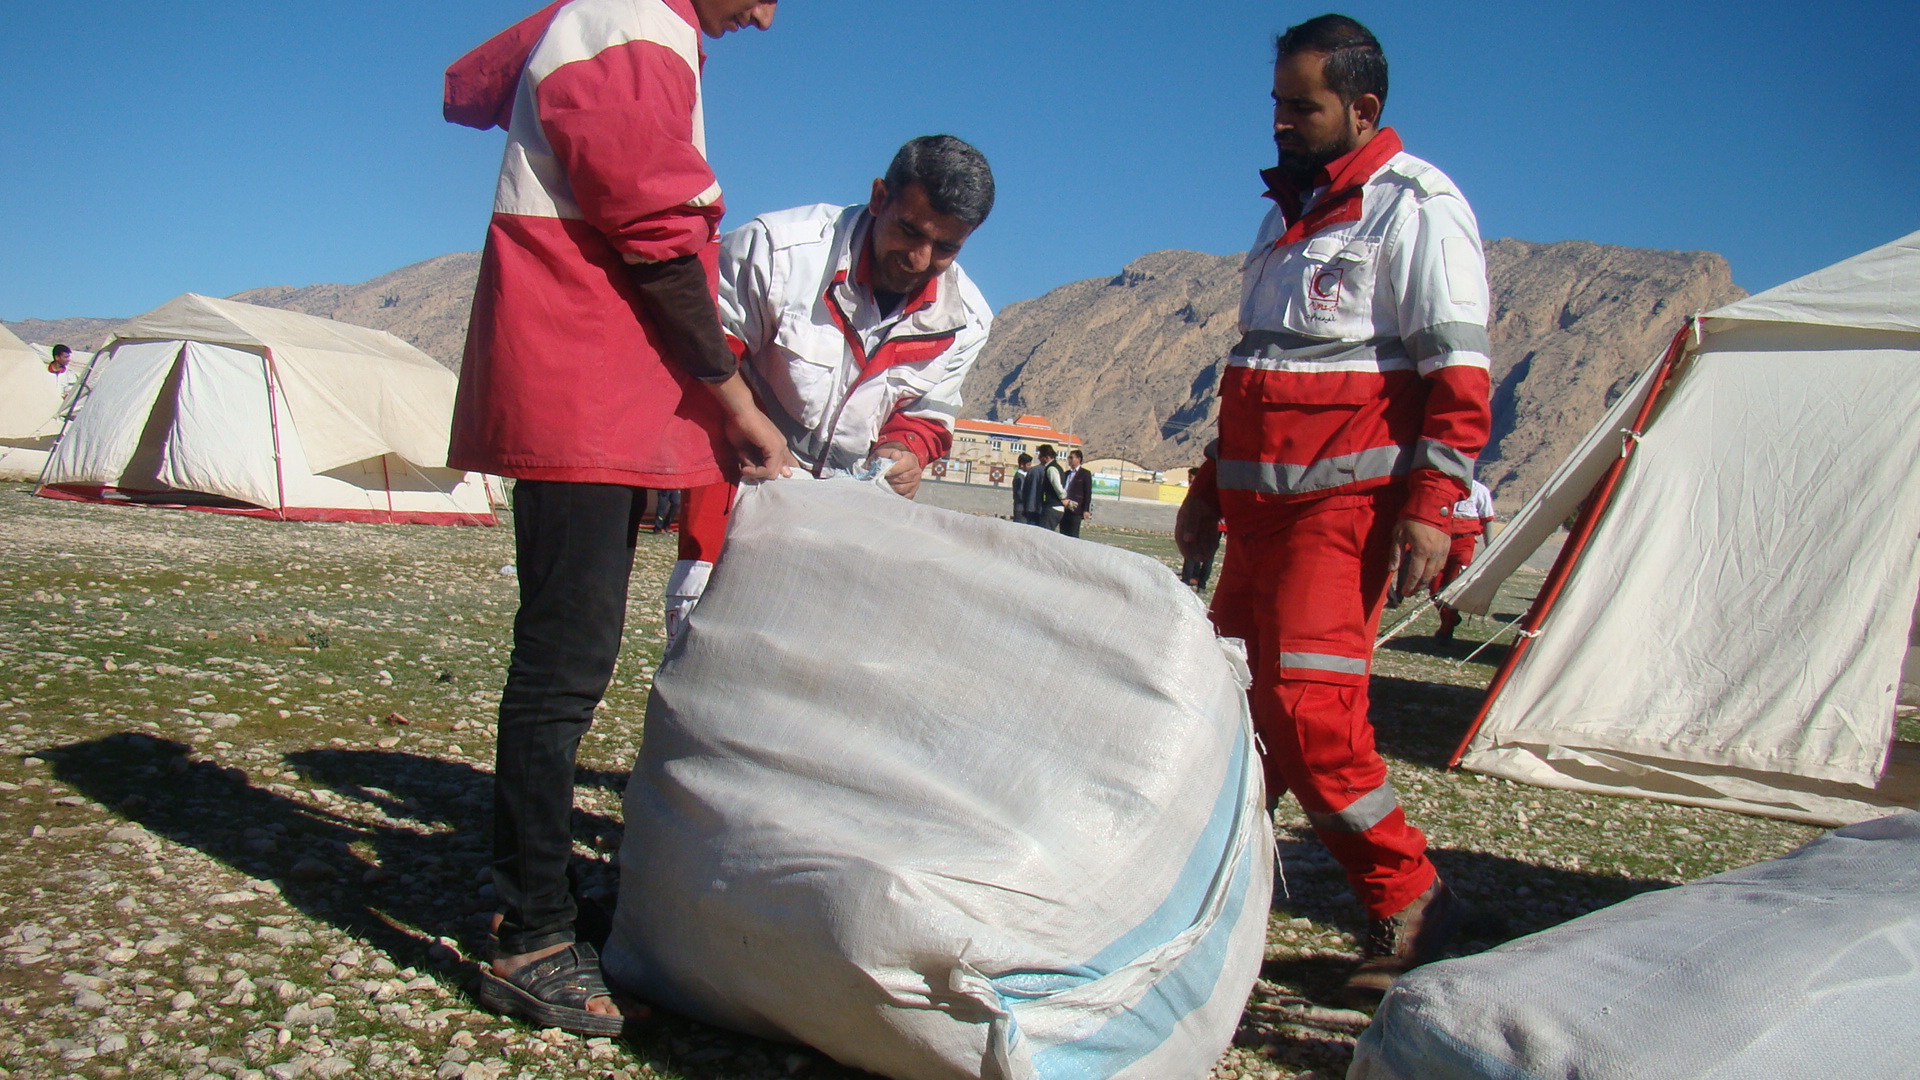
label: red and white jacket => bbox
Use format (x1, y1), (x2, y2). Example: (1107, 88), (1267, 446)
(444, 0), (731, 487)
(1206, 128), (1492, 530)
(716, 203), (991, 474)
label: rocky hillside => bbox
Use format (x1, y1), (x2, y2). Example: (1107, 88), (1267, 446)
(968, 239), (1745, 505)
(228, 252), (481, 369)
(6, 238), (1743, 504)
(2, 253), (482, 369)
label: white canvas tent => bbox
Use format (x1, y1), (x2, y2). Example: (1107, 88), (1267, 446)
(1441, 230), (1920, 826)
(38, 294), (499, 525)
(0, 324), (77, 481)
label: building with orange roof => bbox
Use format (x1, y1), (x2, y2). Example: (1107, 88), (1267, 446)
(931, 414), (1083, 487)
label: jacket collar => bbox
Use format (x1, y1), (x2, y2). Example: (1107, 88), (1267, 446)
(1260, 127), (1403, 247)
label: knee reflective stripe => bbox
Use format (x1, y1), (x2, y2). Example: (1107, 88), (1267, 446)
(1277, 651), (1368, 676)
(1306, 782), (1400, 834)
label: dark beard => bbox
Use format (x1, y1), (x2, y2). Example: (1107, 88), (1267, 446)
(1273, 130), (1358, 186)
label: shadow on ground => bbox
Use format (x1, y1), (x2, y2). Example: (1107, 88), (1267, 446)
(1262, 828), (1671, 1011)
(1367, 675), (1492, 769)
(43, 733), (870, 1079)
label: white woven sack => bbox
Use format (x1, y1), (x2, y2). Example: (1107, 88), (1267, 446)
(1350, 812), (1920, 1080)
(604, 474), (1272, 1080)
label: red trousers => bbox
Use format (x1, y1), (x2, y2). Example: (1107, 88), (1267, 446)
(676, 482), (735, 563)
(1211, 492), (1436, 919)
(1431, 532), (1480, 635)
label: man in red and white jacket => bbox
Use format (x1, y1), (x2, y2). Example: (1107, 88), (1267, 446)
(1433, 478), (1498, 639)
(443, 0), (793, 1035)
(665, 136), (995, 641)
(1177, 14), (1491, 1006)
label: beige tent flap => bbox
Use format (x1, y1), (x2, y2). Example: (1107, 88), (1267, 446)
(0, 323), (63, 442)
(1438, 351), (1669, 617)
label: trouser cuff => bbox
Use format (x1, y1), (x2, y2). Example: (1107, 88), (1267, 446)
(492, 926), (576, 960)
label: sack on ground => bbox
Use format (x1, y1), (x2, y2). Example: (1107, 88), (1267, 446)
(1351, 812), (1920, 1080)
(604, 474), (1272, 1080)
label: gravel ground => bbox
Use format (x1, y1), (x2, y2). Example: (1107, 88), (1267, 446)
(0, 482), (1867, 1080)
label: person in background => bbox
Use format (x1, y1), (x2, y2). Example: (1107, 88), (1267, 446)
(47, 345), (80, 408)
(441, 0), (793, 1036)
(1033, 443), (1066, 530)
(652, 489), (682, 535)
(1011, 452), (1036, 523)
(1060, 449), (1093, 537)
(1176, 13), (1492, 1006)
(664, 135), (996, 643)
(1432, 478), (1496, 639)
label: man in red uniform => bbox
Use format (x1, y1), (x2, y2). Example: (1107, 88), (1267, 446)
(1177, 14), (1492, 1006)
(1433, 479), (1497, 639)
(443, 0), (793, 1034)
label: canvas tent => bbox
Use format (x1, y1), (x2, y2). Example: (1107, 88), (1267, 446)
(38, 293), (498, 524)
(1439, 230), (1920, 826)
(0, 324), (76, 481)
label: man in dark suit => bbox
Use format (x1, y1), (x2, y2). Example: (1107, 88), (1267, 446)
(1060, 450), (1093, 537)
(1010, 452), (1035, 523)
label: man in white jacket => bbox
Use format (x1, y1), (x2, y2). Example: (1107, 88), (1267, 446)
(666, 135), (996, 641)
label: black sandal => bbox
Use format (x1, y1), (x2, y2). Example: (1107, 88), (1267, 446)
(477, 941), (627, 1036)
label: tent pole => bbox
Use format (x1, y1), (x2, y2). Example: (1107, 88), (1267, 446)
(1446, 320), (1696, 768)
(381, 455), (395, 523)
(262, 350), (289, 521)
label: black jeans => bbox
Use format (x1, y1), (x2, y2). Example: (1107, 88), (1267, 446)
(493, 480), (644, 956)
(652, 488), (680, 533)
(1060, 510), (1085, 537)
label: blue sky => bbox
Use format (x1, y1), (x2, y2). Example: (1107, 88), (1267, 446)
(3, 1), (1915, 321)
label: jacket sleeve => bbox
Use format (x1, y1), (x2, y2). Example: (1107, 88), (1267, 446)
(716, 219), (777, 361)
(1188, 446), (1220, 506)
(624, 255), (737, 383)
(1386, 191), (1493, 529)
(535, 40), (723, 264)
(874, 311), (991, 464)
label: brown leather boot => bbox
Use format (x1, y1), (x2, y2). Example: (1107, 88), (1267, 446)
(1341, 878), (1463, 1008)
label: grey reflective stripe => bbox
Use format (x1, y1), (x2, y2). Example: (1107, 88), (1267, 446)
(1231, 330), (1407, 366)
(1305, 782), (1401, 834)
(1414, 439), (1475, 483)
(1278, 651), (1369, 675)
(1217, 444), (1409, 495)
(907, 400), (960, 419)
(1403, 321), (1490, 363)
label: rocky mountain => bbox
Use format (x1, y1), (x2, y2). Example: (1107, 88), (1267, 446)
(6, 237), (1743, 505)
(227, 252), (482, 369)
(967, 239), (1745, 505)
(3, 314), (124, 353)
(2, 252), (482, 369)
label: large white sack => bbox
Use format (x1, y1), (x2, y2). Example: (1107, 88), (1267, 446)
(1350, 812), (1920, 1080)
(604, 474), (1273, 1080)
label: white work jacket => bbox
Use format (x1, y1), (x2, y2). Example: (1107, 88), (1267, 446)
(717, 203), (992, 475)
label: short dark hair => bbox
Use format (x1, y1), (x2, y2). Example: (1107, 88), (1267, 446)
(1068, 449), (1083, 461)
(884, 135), (995, 227)
(1036, 444), (1056, 460)
(51, 344), (72, 359)
(1017, 453), (1033, 465)
(1276, 14), (1387, 109)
